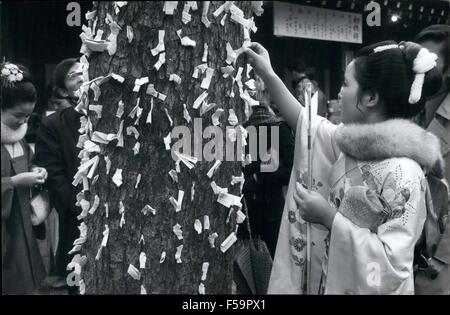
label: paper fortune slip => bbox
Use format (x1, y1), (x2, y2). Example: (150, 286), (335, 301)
(236, 210), (246, 224)
(151, 30), (165, 56)
(220, 232), (237, 253)
(127, 26), (133, 43)
(217, 192), (242, 208)
(199, 283), (205, 295)
(127, 264), (141, 280)
(201, 262), (210, 281)
(91, 131), (117, 144)
(101, 225), (109, 247)
(160, 251), (166, 263)
(88, 195), (100, 215)
(175, 245), (184, 263)
(194, 219), (202, 234)
(164, 133), (172, 150)
(208, 232), (218, 248)
(169, 74), (181, 84)
(174, 152), (198, 170)
(170, 190), (185, 212)
(163, 1), (178, 15)
(206, 160), (222, 178)
(173, 224), (183, 240)
(139, 252), (147, 269)
(141, 204), (157, 216)
(193, 91), (208, 109)
(176, 29), (196, 47)
(203, 215), (210, 230)
(200, 101), (216, 116)
(228, 109), (238, 126)
(112, 168), (123, 187)
(202, 1), (211, 27)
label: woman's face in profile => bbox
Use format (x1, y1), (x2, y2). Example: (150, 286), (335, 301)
(64, 62), (84, 99)
(295, 78), (314, 103)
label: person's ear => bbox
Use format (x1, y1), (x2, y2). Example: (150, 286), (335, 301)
(57, 87), (69, 98)
(361, 90), (379, 109)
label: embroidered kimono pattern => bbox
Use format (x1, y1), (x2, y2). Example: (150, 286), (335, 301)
(269, 107), (439, 294)
(321, 155), (427, 294)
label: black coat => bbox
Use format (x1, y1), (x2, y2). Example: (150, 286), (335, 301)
(33, 107), (82, 276)
(240, 108), (295, 257)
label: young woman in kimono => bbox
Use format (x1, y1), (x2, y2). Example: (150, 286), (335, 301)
(1, 62), (48, 294)
(243, 40), (446, 294)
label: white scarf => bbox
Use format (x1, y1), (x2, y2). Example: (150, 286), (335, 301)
(1, 121), (28, 144)
(1, 122), (27, 158)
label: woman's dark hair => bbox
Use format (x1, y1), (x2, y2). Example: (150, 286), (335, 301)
(288, 58), (306, 74)
(352, 40), (442, 119)
(1, 63), (37, 110)
(415, 24), (450, 73)
(52, 57), (79, 97)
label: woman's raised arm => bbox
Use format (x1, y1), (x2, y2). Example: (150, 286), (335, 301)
(244, 42), (303, 130)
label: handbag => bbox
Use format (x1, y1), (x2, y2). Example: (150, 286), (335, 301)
(233, 199), (273, 294)
(30, 188), (51, 226)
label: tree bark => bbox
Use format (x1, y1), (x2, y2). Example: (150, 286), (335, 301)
(76, 1), (256, 294)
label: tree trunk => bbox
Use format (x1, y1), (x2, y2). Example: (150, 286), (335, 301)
(74, 1), (257, 294)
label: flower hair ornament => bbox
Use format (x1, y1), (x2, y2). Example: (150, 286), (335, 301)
(1, 62), (24, 88)
(373, 43), (438, 104)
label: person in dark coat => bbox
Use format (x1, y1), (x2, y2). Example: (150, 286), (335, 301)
(33, 58), (84, 292)
(414, 24), (450, 295)
(239, 76), (295, 258)
(1, 62), (48, 294)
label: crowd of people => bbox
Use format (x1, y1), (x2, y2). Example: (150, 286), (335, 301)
(1, 24), (449, 295)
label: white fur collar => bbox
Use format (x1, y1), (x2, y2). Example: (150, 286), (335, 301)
(335, 119), (445, 178)
(1, 121), (28, 144)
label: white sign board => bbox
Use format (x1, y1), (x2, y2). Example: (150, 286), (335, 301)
(274, 2), (363, 44)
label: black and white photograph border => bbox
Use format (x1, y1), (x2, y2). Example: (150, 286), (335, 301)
(1, 0), (449, 297)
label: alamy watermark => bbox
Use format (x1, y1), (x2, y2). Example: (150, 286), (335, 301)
(366, 262), (381, 287)
(170, 118), (280, 173)
(66, 2), (382, 27)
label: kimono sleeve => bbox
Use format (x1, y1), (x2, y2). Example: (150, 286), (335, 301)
(22, 140), (35, 171)
(1, 177), (14, 222)
(325, 158), (427, 294)
(268, 111), (338, 294)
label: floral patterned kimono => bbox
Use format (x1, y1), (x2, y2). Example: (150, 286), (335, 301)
(268, 107), (445, 294)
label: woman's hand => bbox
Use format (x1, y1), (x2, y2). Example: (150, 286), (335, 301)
(242, 42), (302, 131)
(243, 42), (275, 80)
(11, 172), (45, 187)
(31, 166), (48, 181)
(293, 182), (336, 229)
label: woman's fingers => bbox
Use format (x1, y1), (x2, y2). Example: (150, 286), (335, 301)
(293, 190), (304, 209)
(295, 182), (309, 199)
(243, 46), (259, 62)
(249, 42), (266, 54)
(244, 42), (267, 59)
